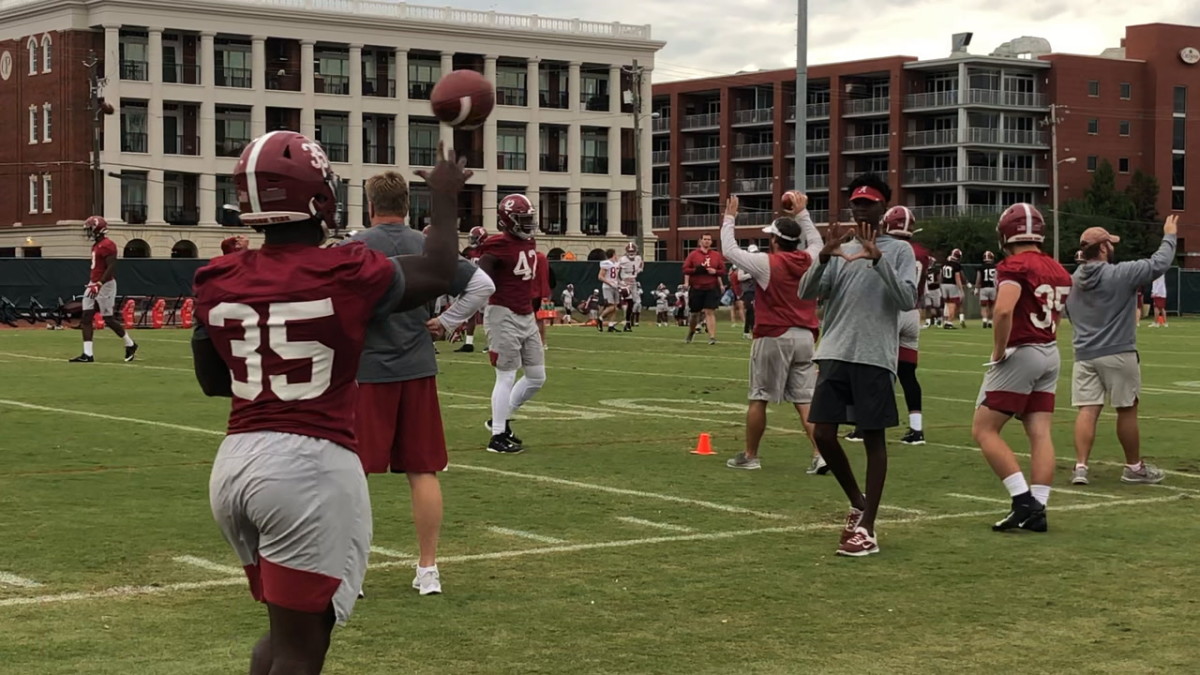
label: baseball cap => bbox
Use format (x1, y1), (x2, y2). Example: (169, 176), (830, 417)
(849, 186), (885, 203)
(762, 218), (801, 242)
(1080, 227), (1120, 246)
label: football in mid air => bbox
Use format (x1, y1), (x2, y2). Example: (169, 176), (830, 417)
(430, 70), (495, 129)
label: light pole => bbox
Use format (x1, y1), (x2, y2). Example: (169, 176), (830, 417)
(1052, 156), (1077, 260)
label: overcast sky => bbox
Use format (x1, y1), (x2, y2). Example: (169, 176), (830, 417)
(449, 0), (1199, 82)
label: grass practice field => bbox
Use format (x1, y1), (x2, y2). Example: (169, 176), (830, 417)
(1, 319), (1199, 674)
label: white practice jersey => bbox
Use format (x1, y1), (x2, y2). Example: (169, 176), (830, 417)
(618, 255), (643, 288)
(600, 259), (620, 288)
(655, 289), (670, 310)
(1152, 275), (1167, 297)
(562, 290), (575, 309)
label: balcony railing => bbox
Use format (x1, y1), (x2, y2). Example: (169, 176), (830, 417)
(409, 81), (435, 100)
(581, 156), (609, 173)
(843, 134), (890, 152)
(964, 89), (1047, 108)
(681, 146), (720, 163)
(217, 137), (251, 158)
(904, 168), (958, 184)
(905, 129), (958, 147)
(164, 134), (200, 156)
(651, 150), (669, 165)
(806, 174), (830, 190)
(162, 63), (201, 85)
(120, 60), (148, 81)
(122, 204), (148, 224)
(121, 132), (148, 153)
(268, 70), (301, 91)
(497, 151), (527, 171)
(583, 95), (609, 112)
(1000, 168), (1048, 183)
(905, 91), (959, 109)
(808, 209), (830, 223)
(1001, 129), (1049, 146)
(540, 154), (568, 172)
(362, 78), (396, 97)
(581, 220), (608, 236)
(807, 138), (830, 155)
(317, 74), (350, 95)
(736, 211), (774, 226)
(652, 183), (669, 197)
(733, 108), (774, 125)
(410, 146), (437, 166)
(910, 204), (1003, 219)
(216, 67), (252, 88)
(843, 97), (890, 116)
(497, 86), (528, 106)
(733, 143), (773, 160)
(681, 112), (720, 130)
(680, 213), (720, 227)
(786, 102), (831, 120)
(165, 207), (200, 225)
(682, 181), (719, 196)
(652, 215), (669, 229)
(652, 117), (670, 133)
(732, 177), (772, 194)
(539, 89), (569, 109)
(364, 145), (396, 165)
(320, 142), (349, 162)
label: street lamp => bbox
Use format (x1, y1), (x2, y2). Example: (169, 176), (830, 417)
(1052, 155), (1077, 261)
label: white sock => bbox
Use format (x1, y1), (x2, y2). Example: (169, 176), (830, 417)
(491, 369), (517, 435)
(1075, 463), (1088, 470)
(1126, 460), (1144, 472)
(83, 341), (94, 357)
(959, 313), (965, 322)
(508, 365), (546, 412)
(1031, 484), (1051, 506)
(417, 564), (437, 576)
(1002, 472), (1029, 497)
(465, 335), (474, 346)
(909, 412), (922, 432)
(122, 333), (135, 347)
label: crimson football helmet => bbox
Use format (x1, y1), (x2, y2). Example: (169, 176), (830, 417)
(468, 225), (487, 247)
(997, 203), (1046, 246)
(233, 131), (339, 233)
(949, 248), (963, 261)
(84, 215), (108, 242)
(883, 206), (916, 238)
(983, 250), (996, 263)
(497, 194), (536, 239)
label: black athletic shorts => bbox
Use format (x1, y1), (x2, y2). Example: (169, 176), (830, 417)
(807, 360), (900, 431)
(688, 287), (721, 311)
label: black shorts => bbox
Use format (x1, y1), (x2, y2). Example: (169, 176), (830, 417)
(688, 287), (721, 311)
(807, 360), (900, 431)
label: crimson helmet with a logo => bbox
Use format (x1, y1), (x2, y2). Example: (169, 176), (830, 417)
(233, 131), (339, 233)
(983, 250), (996, 263)
(997, 203), (1046, 246)
(497, 194), (536, 239)
(882, 206), (917, 238)
(84, 215), (108, 241)
(949, 248), (963, 261)
(468, 226), (487, 247)
(625, 242), (638, 255)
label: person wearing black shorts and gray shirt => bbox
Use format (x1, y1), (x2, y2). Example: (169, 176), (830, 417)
(799, 174), (918, 557)
(682, 234), (727, 344)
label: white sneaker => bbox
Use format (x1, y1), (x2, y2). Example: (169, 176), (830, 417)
(412, 566), (443, 596)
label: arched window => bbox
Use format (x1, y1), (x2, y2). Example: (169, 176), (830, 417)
(170, 240), (198, 258)
(547, 247), (566, 261)
(586, 248), (607, 261)
(124, 239), (152, 258)
(41, 34), (52, 73)
(26, 37), (37, 75)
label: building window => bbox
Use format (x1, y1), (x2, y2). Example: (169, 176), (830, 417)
(1175, 118), (1186, 151)
(1119, 158), (1130, 174)
(28, 106), (37, 143)
(1086, 156), (1097, 172)
(26, 37), (37, 75)
(1087, 119), (1098, 135)
(42, 174), (52, 213)
(1175, 86), (1187, 115)
(1087, 80), (1099, 97)
(1173, 154), (1185, 188)
(41, 34), (51, 73)
(1119, 120), (1130, 137)
(1119, 82), (1131, 100)
(28, 175), (38, 214)
(1173, 189), (1185, 211)
(42, 103), (51, 142)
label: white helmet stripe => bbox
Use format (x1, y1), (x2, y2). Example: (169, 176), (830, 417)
(244, 131), (283, 214)
(1023, 202), (1033, 236)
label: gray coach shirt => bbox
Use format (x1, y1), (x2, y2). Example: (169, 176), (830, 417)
(342, 223), (476, 383)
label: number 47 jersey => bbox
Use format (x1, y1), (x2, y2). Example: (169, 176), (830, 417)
(193, 243), (405, 451)
(478, 233), (537, 315)
(997, 250), (1072, 348)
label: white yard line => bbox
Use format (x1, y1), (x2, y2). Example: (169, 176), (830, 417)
(878, 504), (926, 515)
(615, 516), (694, 532)
(369, 546), (411, 559)
(486, 526), (566, 544)
(926, 440), (1200, 481)
(171, 555), (242, 576)
(0, 399), (224, 436)
(0, 578), (244, 608)
(1055, 488), (1118, 500)
(0, 572), (44, 588)
(0, 351), (193, 374)
(946, 493), (1009, 505)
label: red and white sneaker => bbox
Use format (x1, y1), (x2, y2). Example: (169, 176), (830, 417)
(840, 508), (864, 545)
(836, 527), (879, 557)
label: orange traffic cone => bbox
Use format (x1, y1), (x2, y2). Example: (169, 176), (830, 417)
(690, 433), (715, 456)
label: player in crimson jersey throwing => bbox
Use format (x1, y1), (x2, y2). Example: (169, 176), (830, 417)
(476, 194), (547, 454)
(69, 217), (138, 363)
(971, 203), (1072, 534)
(191, 133), (467, 674)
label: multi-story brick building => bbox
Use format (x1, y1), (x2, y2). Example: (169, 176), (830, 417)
(0, 0), (662, 259)
(650, 23), (1199, 264)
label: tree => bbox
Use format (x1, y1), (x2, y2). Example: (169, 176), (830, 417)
(1125, 170), (1160, 224)
(912, 215), (997, 262)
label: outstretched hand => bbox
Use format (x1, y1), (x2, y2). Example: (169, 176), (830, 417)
(818, 221), (857, 264)
(724, 195), (739, 220)
(1164, 214), (1179, 236)
(415, 141), (473, 194)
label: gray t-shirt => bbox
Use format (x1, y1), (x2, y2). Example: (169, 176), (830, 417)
(343, 223), (475, 383)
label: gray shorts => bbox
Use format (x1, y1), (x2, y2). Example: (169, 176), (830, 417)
(899, 309), (920, 353)
(940, 283), (962, 300)
(749, 327), (816, 404)
(602, 285), (622, 305)
(484, 304), (544, 371)
(979, 287), (997, 305)
(976, 343), (1061, 416)
(209, 432), (371, 624)
(922, 290), (942, 309)
(1072, 352), (1141, 408)
(82, 280), (117, 315)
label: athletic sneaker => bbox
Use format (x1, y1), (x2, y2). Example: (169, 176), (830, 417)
(607, 325), (619, 333)
(993, 497), (1047, 532)
(844, 431), (863, 443)
(454, 343), (475, 353)
(68, 354), (94, 363)
(837, 527), (879, 557)
(1071, 465), (1089, 485)
(124, 343), (139, 362)
(484, 420), (522, 448)
(741, 333), (751, 340)
(943, 323), (958, 330)
(840, 507), (864, 545)
(487, 434), (524, 454)
(685, 329), (695, 344)
(900, 429), (925, 446)
(412, 567), (443, 596)
(806, 454), (829, 475)
(960, 319), (967, 328)
(708, 338), (717, 345)
(623, 325), (633, 332)
(1121, 462), (1166, 484)
(725, 452), (761, 470)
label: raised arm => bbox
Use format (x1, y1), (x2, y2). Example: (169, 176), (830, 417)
(393, 142), (471, 311)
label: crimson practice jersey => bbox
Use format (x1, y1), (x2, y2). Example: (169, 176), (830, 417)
(478, 233), (537, 314)
(193, 243), (403, 451)
(90, 239), (118, 283)
(997, 250), (1072, 347)
(462, 245), (482, 263)
(979, 261), (997, 288)
(909, 241), (930, 310)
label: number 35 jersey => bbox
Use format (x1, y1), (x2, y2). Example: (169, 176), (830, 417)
(193, 242), (405, 451)
(478, 233), (537, 315)
(997, 250), (1072, 348)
